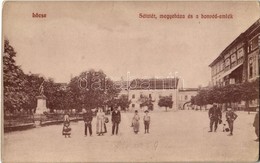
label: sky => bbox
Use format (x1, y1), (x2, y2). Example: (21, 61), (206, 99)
(3, 1), (260, 88)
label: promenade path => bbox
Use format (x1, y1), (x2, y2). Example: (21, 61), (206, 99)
(3, 110), (259, 162)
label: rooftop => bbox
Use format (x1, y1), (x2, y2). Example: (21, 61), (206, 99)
(209, 18), (260, 67)
(118, 78), (179, 90)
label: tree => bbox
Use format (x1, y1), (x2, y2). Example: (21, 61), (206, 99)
(139, 95), (154, 111)
(22, 74), (45, 114)
(106, 98), (118, 111)
(241, 79), (259, 111)
(117, 94), (131, 111)
(190, 96), (195, 105)
(192, 89), (208, 109)
(43, 79), (71, 112)
(67, 69), (120, 111)
(3, 40), (28, 114)
(191, 78), (259, 111)
(158, 96), (173, 112)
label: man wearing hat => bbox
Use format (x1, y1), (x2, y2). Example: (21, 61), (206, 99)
(143, 110), (151, 134)
(208, 103), (222, 132)
(226, 107), (238, 136)
(253, 108), (259, 141)
(111, 107), (121, 135)
(83, 108), (93, 136)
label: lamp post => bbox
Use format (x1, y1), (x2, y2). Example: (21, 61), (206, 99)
(174, 72), (178, 111)
(178, 76), (185, 110)
(178, 76), (185, 89)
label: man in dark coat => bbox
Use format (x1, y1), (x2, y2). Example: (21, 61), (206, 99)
(253, 108), (259, 141)
(83, 109), (93, 136)
(208, 103), (222, 132)
(111, 107), (121, 135)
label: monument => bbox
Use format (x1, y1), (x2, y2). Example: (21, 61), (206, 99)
(35, 81), (48, 114)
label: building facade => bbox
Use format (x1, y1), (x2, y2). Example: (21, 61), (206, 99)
(209, 18), (260, 109)
(119, 78), (178, 111)
(119, 78), (198, 111)
(178, 88), (198, 110)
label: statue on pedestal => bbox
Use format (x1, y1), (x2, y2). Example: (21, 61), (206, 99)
(35, 81), (48, 114)
(39, 81), (44, 96)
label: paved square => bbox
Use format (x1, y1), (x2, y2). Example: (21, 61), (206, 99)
(3, 110), (259, 162)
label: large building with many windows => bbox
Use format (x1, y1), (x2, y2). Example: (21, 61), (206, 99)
(209, 18), (259, 109)
(118, 78), (198, 111)
(119, 78), (179, 111)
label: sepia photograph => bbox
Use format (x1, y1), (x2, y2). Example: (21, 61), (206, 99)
(2, 1), (260, 162)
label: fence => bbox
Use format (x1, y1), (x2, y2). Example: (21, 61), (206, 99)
(4, 114), (35, 132)
(4, 113), (83, 132)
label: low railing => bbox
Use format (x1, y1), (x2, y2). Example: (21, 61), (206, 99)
(4, 113), (84, 132)
(4, 114), (35, 132)
(4, 114), (35, 126)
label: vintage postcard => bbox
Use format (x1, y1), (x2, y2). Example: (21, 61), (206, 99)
(2, 1), (260, 162)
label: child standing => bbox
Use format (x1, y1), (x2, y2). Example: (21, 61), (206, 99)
(226, 107), (238, 136)
(62, 112), (71, 138)
(143, 110), (151, 134)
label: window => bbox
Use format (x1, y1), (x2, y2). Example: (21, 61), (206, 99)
(132, 104), (135, 108)
(250, 41), (253, 52)
(132, 94), (135, 99)
(220, 62), (224, 71)
(231, 54), (236, 63)
(225, 58), (230, 67)
(237, 48), (244, 59)
(185, 95), (188, 100)
(149, 94), (152, 99)
(259, 35), (260, 47)
(230, 78), (235, 84)
(212, 67), (215, 75)
(251, 36), (259, 51)
(249, 57), (253, 79)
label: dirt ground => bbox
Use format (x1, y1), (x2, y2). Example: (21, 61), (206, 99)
(3, 110), (259, 162)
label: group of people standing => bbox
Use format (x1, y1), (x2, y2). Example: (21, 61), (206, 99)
(62, 107), (151, 138)
(82, 107), (120, 136)
(62, 103), (258, 141)
(208, 103), (238, 136)
(131, 110), (151, 134)
(208, 103), (259, 141)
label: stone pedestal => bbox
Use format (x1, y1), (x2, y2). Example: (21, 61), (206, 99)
(35, 95), (48, 114)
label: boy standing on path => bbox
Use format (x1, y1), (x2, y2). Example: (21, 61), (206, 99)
(226, 107), (238, 136)
(143, 110), (151, 134)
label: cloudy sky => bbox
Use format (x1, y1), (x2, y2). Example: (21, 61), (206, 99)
(3, 1), (260, 87)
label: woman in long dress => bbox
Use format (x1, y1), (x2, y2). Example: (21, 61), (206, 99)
(132, 110), (140, 134)
(96, 108), (106, 136)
